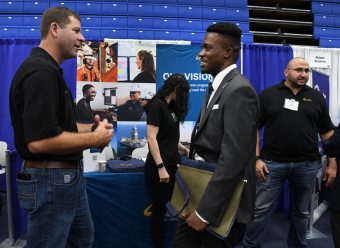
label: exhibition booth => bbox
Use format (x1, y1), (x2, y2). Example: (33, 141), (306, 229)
(1, 38), (340, 247)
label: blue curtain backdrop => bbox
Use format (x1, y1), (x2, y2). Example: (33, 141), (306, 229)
(0, 38), (78, 153)
(243, 44), (294, 217)
(0, 38), (92, 240)
(243, 44), (293, 94)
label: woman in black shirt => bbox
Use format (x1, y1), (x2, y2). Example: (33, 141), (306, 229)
(145, 73), (190, 248)
(133, 50), (156, 83)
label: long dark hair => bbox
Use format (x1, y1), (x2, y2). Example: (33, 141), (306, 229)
(147, 73), (190, 123)
(138, 50), (156, 80)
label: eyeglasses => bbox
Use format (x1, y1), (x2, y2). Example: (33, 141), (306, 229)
(287, 68), (310, 74)
(140, 98), (147, 101)
(130, 91), (138, 94)
(85, 91), (97, 94)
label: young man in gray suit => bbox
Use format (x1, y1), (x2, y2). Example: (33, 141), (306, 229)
(172, 22), (259, 248)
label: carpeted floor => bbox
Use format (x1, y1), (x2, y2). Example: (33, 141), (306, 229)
(235, 209), (334, 248)
(0, 191), (335, 247)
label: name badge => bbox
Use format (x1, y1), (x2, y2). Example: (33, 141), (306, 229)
(284, 98), (299, 111)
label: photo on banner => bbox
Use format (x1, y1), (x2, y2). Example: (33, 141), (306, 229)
(118, 43), (156, 82)
(77, 41), (101, 82)
(117, 82), (156, 122)
(117, 121), (148, 157)
(76, 81), (118, 122)
(101, 42), (118, 82)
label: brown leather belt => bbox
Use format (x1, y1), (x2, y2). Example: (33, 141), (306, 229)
(25, 160), (80, 169)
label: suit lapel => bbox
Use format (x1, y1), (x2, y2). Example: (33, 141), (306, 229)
(195, 68), (240, 136)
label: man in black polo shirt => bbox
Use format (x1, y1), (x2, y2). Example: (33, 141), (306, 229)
(9, 7), (113, 248)
(243, 57), (337, 248)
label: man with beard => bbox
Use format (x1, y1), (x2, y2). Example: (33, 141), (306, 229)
(77, 54), (101, 82)
(243, 57), (337, 248)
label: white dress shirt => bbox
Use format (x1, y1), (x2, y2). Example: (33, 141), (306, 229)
(194, 64), (237, 224)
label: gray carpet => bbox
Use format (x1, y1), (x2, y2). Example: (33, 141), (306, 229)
(0, 191), (335, 247)
(236, 210), (334, 248)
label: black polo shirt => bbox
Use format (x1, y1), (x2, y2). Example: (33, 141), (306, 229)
(9, 47), (82, 161)
(258, 80), (334, 162)
(145, 98), (181, 167)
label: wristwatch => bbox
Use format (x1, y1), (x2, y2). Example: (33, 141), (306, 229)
(157, 163), (164, 169)
(256, 156), (261, 161)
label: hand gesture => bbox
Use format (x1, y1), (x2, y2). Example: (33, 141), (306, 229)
(185, 148), (190, 158)
(94, 118), (114, 152)
(93, 115), (113, 131)
(256, 159), (269, 182)
(323, 165), (337, 187)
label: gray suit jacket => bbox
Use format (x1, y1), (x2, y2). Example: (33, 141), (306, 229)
(189, 68), (259, 226)
(322, 126), (340, 212)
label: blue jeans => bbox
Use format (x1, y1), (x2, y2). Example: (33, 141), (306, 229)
(243, 160), (318, 248)
(17, 161), (94, 248)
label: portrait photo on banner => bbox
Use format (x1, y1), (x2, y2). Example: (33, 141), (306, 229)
(117, 43), (156, 83)
(76, 41), (119, 83)
(117, 82), (156, 122)
(76, 81), (118, 122)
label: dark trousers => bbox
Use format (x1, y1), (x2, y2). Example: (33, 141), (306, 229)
(145, 164), (178, 248)
(172, 218), (239, 248)
(331, 208), (340, 248)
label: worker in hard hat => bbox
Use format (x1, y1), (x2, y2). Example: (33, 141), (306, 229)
(77, 54), (101, 82)
(139, 88), (155, 121)
(118, 83), (144, 121)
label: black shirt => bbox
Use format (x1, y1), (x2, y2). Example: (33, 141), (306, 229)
(9, 47), (82, 161)
(133, 71), (156, 83)
(76, 98), (95, 122)
(145, 98), (181, 167)
(118, 99), (144, 121)
(258, 80), (334, 162)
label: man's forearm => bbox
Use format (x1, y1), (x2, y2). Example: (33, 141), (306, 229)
(28, 131), (99, 155)
(256, 129), (261, 156)
(320, 129), (337, 168)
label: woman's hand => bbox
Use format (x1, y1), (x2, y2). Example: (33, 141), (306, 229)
(158, 167), (170, 183)
(185, 148), (190, 158)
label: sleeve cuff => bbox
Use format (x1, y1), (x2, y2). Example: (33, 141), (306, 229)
(196, 211), (209, 224)
(25, 126), (63, 143)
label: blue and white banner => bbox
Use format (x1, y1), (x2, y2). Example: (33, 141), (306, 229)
(312, 70), (330, 109)
(156, 44), (212, 121)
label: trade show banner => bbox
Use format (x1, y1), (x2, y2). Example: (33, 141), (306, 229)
(75, 42), (208, 165)
(156, 44), (211, 121)
(312, 70), (330, 109)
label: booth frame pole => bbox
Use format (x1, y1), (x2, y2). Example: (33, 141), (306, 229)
(5, 150), (14, 246)
(241, 43), (243, 75)
(306, 187), (328, 239)
(308, 188), (315, 234)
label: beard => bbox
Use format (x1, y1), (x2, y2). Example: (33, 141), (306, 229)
(287, 74), (307, 88)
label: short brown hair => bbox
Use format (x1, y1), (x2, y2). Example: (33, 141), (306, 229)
(40, 7), (81, 40)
